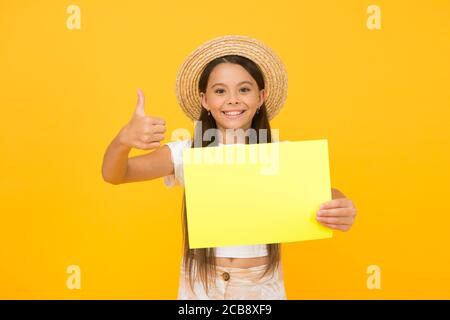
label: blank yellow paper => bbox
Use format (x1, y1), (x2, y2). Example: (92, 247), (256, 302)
(182, 139), (333, 249)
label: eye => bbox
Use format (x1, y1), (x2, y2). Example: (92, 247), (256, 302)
(214, 88), (225, 94)
(240, 87), (251, 93)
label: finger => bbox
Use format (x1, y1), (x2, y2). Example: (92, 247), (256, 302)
(135, 88), (146, 117)
(316, 216), (354, 225)
(317, 207), (357, 217)
(150, 116), (166, 126)
(152, 133), (165, 141)
(140, 133), (164, 143)
(150, 124), (167, 134)
(134, 141), (161, 150)
(320, 222), (349, 232)
(320, 198), (354, 209)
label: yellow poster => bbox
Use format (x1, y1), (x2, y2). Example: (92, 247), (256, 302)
(183, 140), (333, 248)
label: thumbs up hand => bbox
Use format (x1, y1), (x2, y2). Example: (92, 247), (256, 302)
(118, 89), (167, 150)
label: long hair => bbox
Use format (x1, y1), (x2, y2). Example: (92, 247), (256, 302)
(181, 55), (281, 295)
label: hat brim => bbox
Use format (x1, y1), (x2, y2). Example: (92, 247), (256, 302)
(175, 35), (288, 121)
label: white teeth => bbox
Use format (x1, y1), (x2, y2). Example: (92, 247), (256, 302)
(223, 111), (244, 116)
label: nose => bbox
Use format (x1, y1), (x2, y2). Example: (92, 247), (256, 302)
(227, 93), (240, 105)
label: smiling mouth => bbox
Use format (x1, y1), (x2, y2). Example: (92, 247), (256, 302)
(221, 110), (246, 119)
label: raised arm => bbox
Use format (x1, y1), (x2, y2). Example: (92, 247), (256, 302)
(101, 89), (173, 185)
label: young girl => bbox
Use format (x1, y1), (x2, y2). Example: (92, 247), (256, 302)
(102, 35), (357, 300)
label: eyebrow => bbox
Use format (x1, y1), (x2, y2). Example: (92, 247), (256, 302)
(210, 81), (254, 88)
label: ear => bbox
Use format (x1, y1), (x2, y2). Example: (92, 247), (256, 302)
(200, 92), (208, 110)
(259, 89), (267, 107)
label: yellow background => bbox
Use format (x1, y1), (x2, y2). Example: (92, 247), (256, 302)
(0, 0), (449, 299)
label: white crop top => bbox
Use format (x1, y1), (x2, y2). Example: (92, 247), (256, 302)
(163, 139), (269, 258)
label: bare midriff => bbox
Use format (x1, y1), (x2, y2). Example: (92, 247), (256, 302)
(215, 256), (269, 268)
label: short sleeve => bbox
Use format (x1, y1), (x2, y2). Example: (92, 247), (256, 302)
(163, 140), (192, 188)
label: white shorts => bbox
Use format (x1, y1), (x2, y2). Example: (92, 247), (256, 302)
(177, 261), (287, 300)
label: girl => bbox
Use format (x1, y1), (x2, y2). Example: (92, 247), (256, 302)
(102, 35), (357, 300)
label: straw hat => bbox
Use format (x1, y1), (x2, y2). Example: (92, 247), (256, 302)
(175, 35), (288, 121)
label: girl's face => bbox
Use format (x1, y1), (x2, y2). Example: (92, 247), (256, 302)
(200, 63), (267, 134)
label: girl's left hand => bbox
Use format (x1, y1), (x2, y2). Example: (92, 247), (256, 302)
(316, 198), (357, 232)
